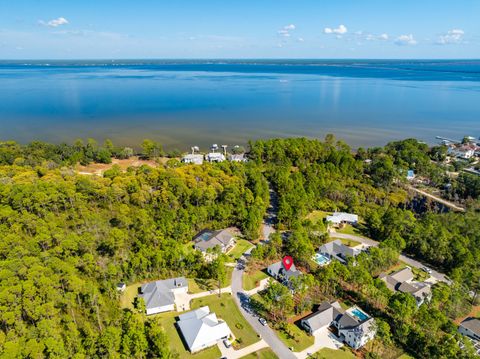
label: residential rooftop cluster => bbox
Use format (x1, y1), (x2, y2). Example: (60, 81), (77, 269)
(438, 135), (480, 160)
(182, 144), (247, 164)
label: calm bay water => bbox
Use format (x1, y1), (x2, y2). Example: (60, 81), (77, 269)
(0, 60), (479, 150)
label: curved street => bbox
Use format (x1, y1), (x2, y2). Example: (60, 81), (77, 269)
(330, 232), (451, 284)
(231, 259), (297, 359)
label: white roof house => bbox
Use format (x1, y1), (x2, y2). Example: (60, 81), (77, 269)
(206, 152), (226, 163)
(228, 153), (247, 162)
(139, 277), (188, 315)
(183, 154), (204, 165)
(177, 306), (232, 353)
(326, 212), (358, 225)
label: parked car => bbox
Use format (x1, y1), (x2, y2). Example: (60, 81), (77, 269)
(223, 339), (231, 348)
(259, 317), (267, 326)
(421, 266), (432, 274)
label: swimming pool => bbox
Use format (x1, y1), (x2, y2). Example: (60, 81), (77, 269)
(313, 253), (331, 266)
(350, 307), (369, 321)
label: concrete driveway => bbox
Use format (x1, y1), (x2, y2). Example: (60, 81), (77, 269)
(295, 328), (344, 359)
(218, 339), (269, 359)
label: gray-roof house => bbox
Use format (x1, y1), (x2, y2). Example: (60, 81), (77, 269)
(267, 260), (303, 289)
(318, 239), (360, 264)
(301, 301), (344, 335)
(459, 317), (480, 342)
(139, 277), (188, 315)
(301, 301), (376, 349)
(194, 229), (236, 257)
(177, 306), (232, 353)
(379, 267), (431, 306)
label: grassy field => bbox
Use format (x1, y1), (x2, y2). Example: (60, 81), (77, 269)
(313, 347), (355, 359)
(276, 322), (314, 352)
(155, 311), (221, 359)
(228, 239), (254, 261)
(306, 210), (329, 224)
(240, 348), (278, 359)
(243, 269), (269, 291)
(190, 293), (260, 349)
(187, 266), (233, 294)
(120, 283), (140, 310)
(335, 223), (370, 238)
(397, 354), (416, 359)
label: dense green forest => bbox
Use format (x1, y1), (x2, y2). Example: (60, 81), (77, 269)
(0, 141), (268, 358)
(0, 137), (479, 358)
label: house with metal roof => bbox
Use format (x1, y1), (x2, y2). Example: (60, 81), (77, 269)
(378, 267), (432, 306)
(301, 301), (376, 349)
(301, 301), (345, 335)
(267, 260), (303, 289)
(459, 318), (480, 341)
(228, 153), (247, 162)
(326, 212), (359, 226)
(177, 306), (232, 353)
(182, 154), (204, 165)
(206, 152), (226, 163)
(193, 229), (236, 259)
(318, 239), (361, 264)
(459, 318), (480, 355)
(139, 277), (188, 315)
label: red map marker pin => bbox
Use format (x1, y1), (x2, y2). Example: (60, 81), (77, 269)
(282, 256), (294, 271)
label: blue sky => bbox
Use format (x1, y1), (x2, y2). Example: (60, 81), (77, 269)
(0, 0), (479, 59)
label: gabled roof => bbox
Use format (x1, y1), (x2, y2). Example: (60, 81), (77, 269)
(326, 212), (358, 224)
(194, 229), (234, 251)
(302, 301), (344, 332)
(390, 267), (414, 283)
(140, 277), (187, 310)
(267, 260), (302, 280)
(460, 318), (480, 337)
(318, 240), (358, 260)
(177, 306), (231, 352)
(337, 312), (362, 329)
(379, 267), (431, 301)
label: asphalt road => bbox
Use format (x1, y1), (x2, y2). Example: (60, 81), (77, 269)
(231, 262), (297, 359)
(331, 232), (451, 284)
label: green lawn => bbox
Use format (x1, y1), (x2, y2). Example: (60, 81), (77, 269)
(243, 269), (268, 291)
(190, 293), (260, 349)
(313, 347), (355, 359)
(276, 322), (314, 352)
(249, 293), (314, 352)
(187, 267), (233, 294)
(240, 348), (278, 359)
(397, 354), (416, 359)
(228, 239), (254, 261)
(155, 311), (221, 359)
(306, 210), (329, 224)
(120, 283), (140, 310)
(335, 224), (368, 238)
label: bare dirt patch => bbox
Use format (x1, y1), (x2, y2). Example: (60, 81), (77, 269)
(76, 156), (166, 175)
